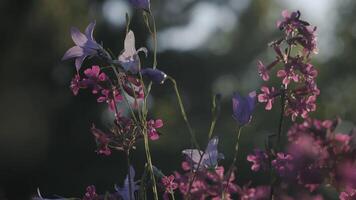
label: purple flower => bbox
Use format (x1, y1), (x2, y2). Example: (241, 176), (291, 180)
(232, 91), (256, 125)
(129, 0), (150, 10)
(247, 149), (269, 172)
(62, 21), (111, 71)
(115, 166), (140, 200)
(141, 68), (167, 84)
(118, 30), (148, 74)
(182, 136), (224, 170)
(147, 119), (163, 140)
(161, 175), (178, 200)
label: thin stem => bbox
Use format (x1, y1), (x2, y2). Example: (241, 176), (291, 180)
(223, 126), (243, 199)
(126, 151), (133, 200)
(143, 127), (159, 200)
(277, 87), (286, 149)
(170, 192), (176, 200)
(167, 76), (200, 149)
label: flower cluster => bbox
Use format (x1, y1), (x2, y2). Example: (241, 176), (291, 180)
(257, 10), (319, 121)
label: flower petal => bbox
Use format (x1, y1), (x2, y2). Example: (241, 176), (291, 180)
(71, 27), (88, 47)
(62, 46), (84, 60)
(85, 21), (96, 41)
(75, 55), (86, 71)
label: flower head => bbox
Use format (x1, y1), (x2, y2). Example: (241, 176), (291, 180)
(182, 136), (224, 170)
(115, 166), (140, 200)
(232, 91), (256, 125)
(247, 149), (269, 172)
(147, 119), (163, 140)
(161, 175), (178, 200)
(258, 86), (276, 110)
(62, 22), (111, 71)
(141, 68), (167, 84)
(91, 125), (112, 156)
(129, 0), (150, 10)
(118, 30), (148, 74)
(82, 185), (98, 200)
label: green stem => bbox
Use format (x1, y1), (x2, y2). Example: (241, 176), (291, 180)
(167, 76), (200, 149)
(143, 128), (159, 200)
(223, 126), (243, 199)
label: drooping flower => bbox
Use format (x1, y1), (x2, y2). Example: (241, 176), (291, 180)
(129, 0), (150, 11)
(182, 136), (224, 170)
(115, 166), (140, 200)
(91, 125), (112, 156)
(161, 175), (178, 200)
(62, 21), (111, 71)
(118, 30), (148, 74)
(232, 91), (256, 125)
(247, 149), (269, 172)
(258, 86), (276, 110)
(147, 119), (163, 140)
(141, 68), (167, 84)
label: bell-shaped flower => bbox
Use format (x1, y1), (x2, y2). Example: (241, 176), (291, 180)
(129, 0), (150, 11)
(115, 166), (140, 200)
(232, 91), (256, 125)
(118, 30), (148, 74)
(182, 136), (224, 170)
(141, 68), (167, 84)
(62, 21), (111, 71)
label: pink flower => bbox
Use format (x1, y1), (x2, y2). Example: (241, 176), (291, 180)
(340, 188), (356, 200)
(147, 119), (163, 140)
(258, 86), (276, 110)
(82, 185), (98, 200)
(91, 125), (111, 156)
(161, 175), (178, 200)
(257, 60), (269, 81)
(247, 149), (269, 172)
(83, 65), (107, 94)
(277, 68), (299, 86)
(97, 88), (123, 111)
(70, 74), (86, 95)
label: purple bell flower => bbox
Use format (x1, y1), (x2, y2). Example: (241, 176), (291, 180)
(129, 0), (150, 10)
(62, 21), (111, 71)
(141, 68), (167, 84)
(232, 91), (256, 125)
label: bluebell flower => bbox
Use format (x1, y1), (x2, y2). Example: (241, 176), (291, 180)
(141, 68), (167, 84)
(118, 30), (147, 74)
(182, 136), (224, 170)
(62, 21), (111, 71)
(115, 166), (140, 200)
(232, 91), (256, 125)
(129, 0), (150, 10)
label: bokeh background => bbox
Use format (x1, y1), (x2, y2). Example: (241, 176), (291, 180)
(0, 0), (355, 199)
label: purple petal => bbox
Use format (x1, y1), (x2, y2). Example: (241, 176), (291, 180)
(247, 91), (257, 111)
(75, 56), (86, 71)
(85, 21), (96, 41)
(129, 0), (150, 10)
(62, 46), (84, 60)
(70, 27), (88, 46)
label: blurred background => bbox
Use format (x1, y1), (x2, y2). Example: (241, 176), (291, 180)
(0, 0), (355, 199)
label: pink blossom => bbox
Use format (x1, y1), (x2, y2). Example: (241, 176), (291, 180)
(257, 60), (269, 81)
(258, 86), (276, 110)
(161, 175), (178, 200)
(147, 119), (163, 140)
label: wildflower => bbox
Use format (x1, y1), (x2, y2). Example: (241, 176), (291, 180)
(339, 188), (356, 200)
(232, 91), (256, 125)
(129, 0), (150, 11)
(97, 88), (123, 111)
(118, 30), (148, 74)
(247, 149), (269, 172)
(272, 152), (294, 178)
(182, 136), (224, 170)
(83, 65), (108, 94)
(82, 185), (98, 200)
(70, 74), (86, 95)
(141, 68), (168, 84)
(276, 67), (299, 87)
(257, 60), (269, 81)
(147, 119), (163, 140)
(237, 185), (270, 200)
(115, 166), (140, 200)
(62, 21), (111, 71)
(91, 125), (111, 156)
(161, 175), (178, 200)
(258, 86), (276, 110)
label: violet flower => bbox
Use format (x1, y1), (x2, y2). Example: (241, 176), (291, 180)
(232, 91), (256, 125)
(62, 21), (111, 71)
(182, 136), (224, 170)
(115, 166), (140, 200)
(129, 0), (150, 10)
(118, 30), (148, 74)
(141, 68), (167, 84)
